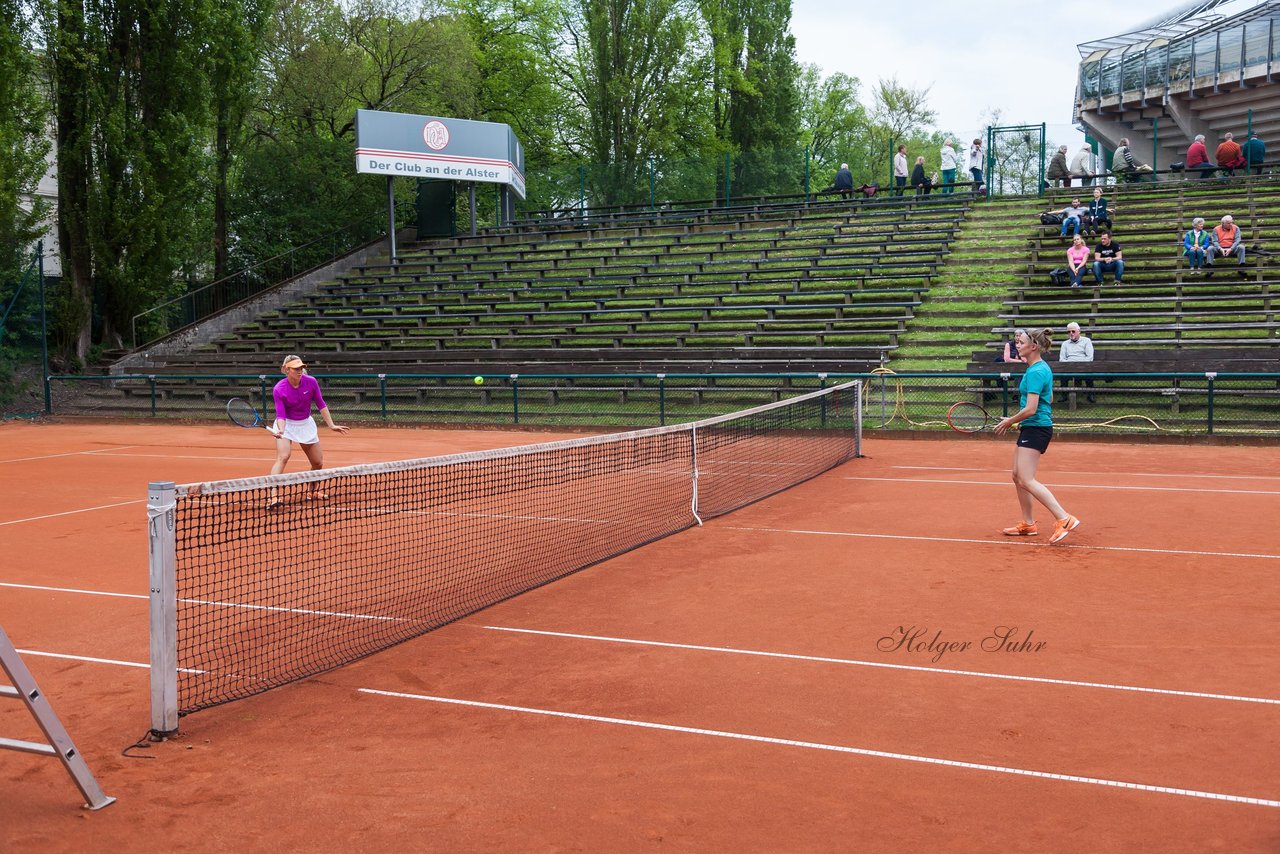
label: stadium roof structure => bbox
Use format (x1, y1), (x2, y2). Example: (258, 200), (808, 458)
(1074, 0), (1280, 174)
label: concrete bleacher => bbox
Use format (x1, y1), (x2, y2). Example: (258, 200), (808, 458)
(967, 177), (1280, 372)
(150, 194), (966, 374)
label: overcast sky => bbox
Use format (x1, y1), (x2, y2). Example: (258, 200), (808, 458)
(789, 0), (1203, 144)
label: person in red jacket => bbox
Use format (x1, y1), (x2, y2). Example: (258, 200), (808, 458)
(1186, 134), (1215, 179)
(1216, 132), (1246, 172)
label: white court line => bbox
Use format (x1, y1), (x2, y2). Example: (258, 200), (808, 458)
(0, 581), (146, 600)
(0, 445), (140, 464)
(482, 626), (1280, 706)
(892, 465), (1280, 482)
(358, 688), (1280, 809)
(0, 499), (144, 527)
(0, 580), (410, 623)
(724, 525), (1280, 561)
(17, 649), (149, 669)
(845, 476), (1280, 496)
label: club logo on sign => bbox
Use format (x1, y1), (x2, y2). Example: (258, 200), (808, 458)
(423, 120), (450, 151)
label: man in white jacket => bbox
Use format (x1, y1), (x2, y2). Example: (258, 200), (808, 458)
(1069, 145), (1093, 186)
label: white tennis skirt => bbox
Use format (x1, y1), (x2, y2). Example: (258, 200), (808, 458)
(280, 416), (319, 445)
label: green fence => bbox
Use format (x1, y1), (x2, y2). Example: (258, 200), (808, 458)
(44, 371), (1280, 438)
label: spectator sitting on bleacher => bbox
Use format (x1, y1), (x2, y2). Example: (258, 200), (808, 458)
(1215, 133), (1246, 173)
(1086, 187), (1112, 237)
(1092, 232), (1124, 285)
(1111, 138), (1152, 180)
(1207, 214), (1247, 279)
(1058, 322), (1095, 403)
(1186, 135), (1215, 179)
(995, 333), (1027, 364)
(911, 156), (932, 195)
(824, 163), (854, 196)
(1052, 197), (1088, 238)
(1183, 217), (1211, 275)
(1246, 132), (1266, 174)
(1066, 235), (1089, 287)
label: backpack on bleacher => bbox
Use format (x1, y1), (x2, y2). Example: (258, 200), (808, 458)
(1040, 213), (1063, 225)
(1048, 268), (1071, 286)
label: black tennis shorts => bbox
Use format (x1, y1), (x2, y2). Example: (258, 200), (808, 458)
(1016, 425), (1053, 454)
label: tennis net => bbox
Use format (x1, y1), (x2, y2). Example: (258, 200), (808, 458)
(147, 380), (862, 733)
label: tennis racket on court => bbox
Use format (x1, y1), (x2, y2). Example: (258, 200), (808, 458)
(226, 398), (281, 436)
(946, 401), (1003, 434)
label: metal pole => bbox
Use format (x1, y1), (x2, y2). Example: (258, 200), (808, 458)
(148, 481), (179, 736)
(804, 144), (811, 201)
(657, 373), (666, 426)
(38, 241), (50, 413)
(511, 374), (520, 424)
(1038, 123), (1046, 196)
(1247, 108), (1254, 171)
(649, 160), (655, 210)
(1206, 372), (1216, 434)
(386, 176), (397, 261)
(579, 165), (586, 217)
(468, 183), (477, 237)
(724, 152), (731, 207)
(379, 373), (387, 419)
(1152, 117), (1159, 176)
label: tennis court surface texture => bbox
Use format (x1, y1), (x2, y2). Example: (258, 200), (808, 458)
(2, 421), (1278, 851)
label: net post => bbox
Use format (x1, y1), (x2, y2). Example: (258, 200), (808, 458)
(818, 372), (828, 426)
(510, 374), (520, 424)
(690, 425), (703, 526)
(853, 379), (863, 457)
(148, 481), (179, 736)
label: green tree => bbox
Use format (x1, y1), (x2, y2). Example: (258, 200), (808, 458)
(698, 0), (800, 197)
(556, 0), (706, 206)
(798, 65), (872, 188)
(867, 77), (936, 186)
(0, 0), (51, 269)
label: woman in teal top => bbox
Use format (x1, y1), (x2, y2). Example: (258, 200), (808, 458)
(994, 329), (1081, 544)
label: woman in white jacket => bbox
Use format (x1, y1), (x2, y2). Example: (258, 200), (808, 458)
(940, 139), (958, 194)
(968, 139), (983, 189)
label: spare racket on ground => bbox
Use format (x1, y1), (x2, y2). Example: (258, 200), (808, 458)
(946, 401), (1003, 434)
(226, 398), (279, 435)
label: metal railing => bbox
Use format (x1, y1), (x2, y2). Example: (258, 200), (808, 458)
(43, 370), (1280, 438)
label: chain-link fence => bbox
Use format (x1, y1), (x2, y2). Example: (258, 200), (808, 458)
(44, 371), (1280, 438)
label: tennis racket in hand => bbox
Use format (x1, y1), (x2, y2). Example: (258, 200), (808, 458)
(946, 401), (1003, 434)
(226, 398), (281, 437)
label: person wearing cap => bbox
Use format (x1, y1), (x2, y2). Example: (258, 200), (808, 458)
(1058, 322), (1095, 403)
(269, 354), (349, 502)
(1208, 214), (1247, 278)
(1047, 145), (1071, 188)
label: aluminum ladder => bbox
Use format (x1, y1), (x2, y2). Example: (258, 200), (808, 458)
(1, 624), (115, 810)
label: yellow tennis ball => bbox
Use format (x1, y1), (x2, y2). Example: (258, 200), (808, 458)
(473, 375), (485, 385)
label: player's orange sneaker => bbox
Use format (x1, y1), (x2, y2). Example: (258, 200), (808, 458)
(1002, 521), (1038, 536)
(1049, 514), (1081, 544)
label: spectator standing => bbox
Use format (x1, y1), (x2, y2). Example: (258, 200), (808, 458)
(1065, 234), (1090, 287)
(1086, 187), (1112, 237)
(1183, 217), (1211, 274)
(1246, 132), (1266, 174)
(1208, 214), (1247, 278)
(1047, 145), (1071, 187)
(893, 145), (909, 195)
(1216, 132), (1246, 173)
(1093, 232), (1124, 285)
(940, 140), (959, 194)
(1054, 197), (1089, 239)
(1059, 322), (1095, 403)
(969, 138), (984, 188)
(1186, 134), (1215, 179)
(911, 156), (932, 195)
(1069, 145), (1093, 185)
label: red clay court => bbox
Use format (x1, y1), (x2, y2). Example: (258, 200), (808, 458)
(2, 420), (1278, 851)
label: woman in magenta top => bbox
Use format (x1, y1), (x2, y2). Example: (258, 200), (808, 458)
(269, 354), (348, 501)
